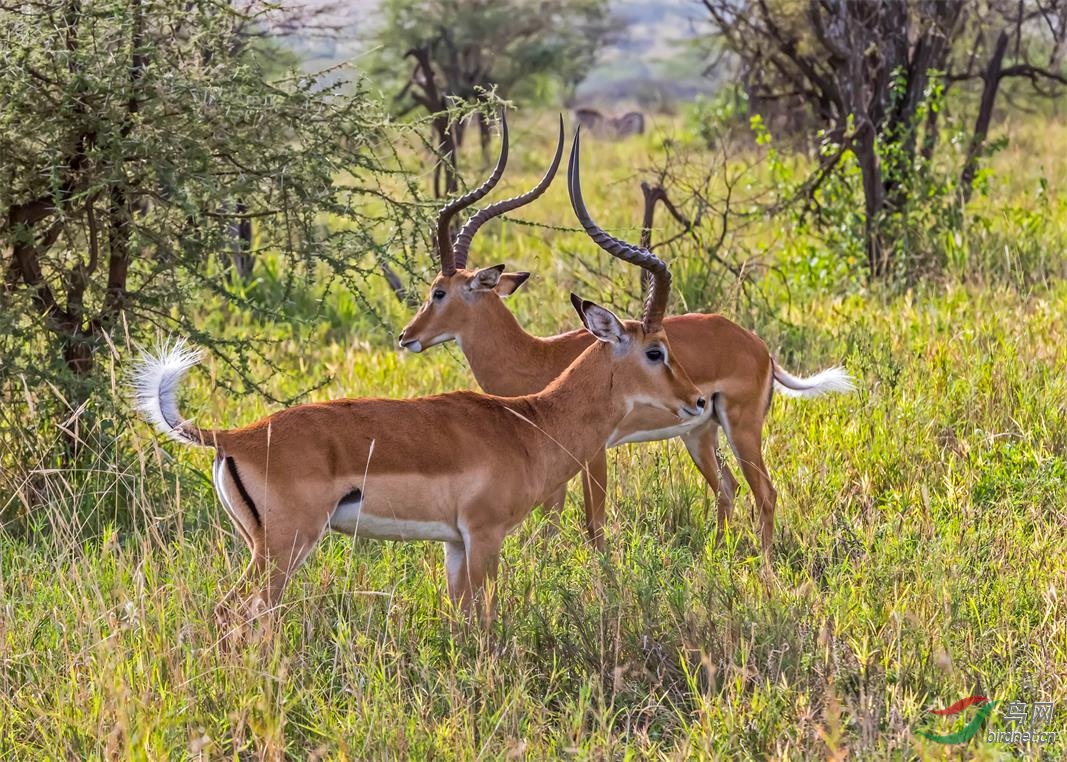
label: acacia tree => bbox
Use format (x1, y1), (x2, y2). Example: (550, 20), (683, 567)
(0, 1), (417, 443)
(374, 0), (616, 197)
(702, 0), (1067, 277)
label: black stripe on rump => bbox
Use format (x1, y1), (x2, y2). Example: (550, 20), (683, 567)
(225, 456), (262, 528)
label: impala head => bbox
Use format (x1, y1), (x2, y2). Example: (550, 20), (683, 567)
(399, 112), (562, 352)
(569, 292), (705, 420)
(398, 265), (532, 352)
(567, 126), (705, 421)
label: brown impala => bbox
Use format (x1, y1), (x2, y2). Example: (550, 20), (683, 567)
(131, 137), (704, 624)
(399, 121), (854, 558)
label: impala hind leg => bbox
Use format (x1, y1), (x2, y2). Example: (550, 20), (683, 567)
(580, 450), (609, 551)
(212, 505), (258, 625)
(212, 457), (265, 629)
(681, 423), (738, 540)
(715, 441), (739, 523)
(243, 519), (326, 621)
(714, 397), (777, 561)
(215, 554), (263, 628)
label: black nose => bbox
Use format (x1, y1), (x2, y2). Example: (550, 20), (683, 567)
(696, 396), (706, 410)
(397, 331), (406, 342)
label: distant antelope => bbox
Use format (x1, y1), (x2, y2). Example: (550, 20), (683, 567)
(132, 128), (705, 625)
(574, 107), (646, 139)
(399, 122), (854, 558)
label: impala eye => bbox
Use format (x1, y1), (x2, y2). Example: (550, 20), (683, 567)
(432, 289), (446, 301)
(645, 348), (664, 363)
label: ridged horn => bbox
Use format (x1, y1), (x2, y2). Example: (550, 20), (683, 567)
(434, 110), (509, 275)
(453, 114), (565, 269)
(567, 128), (672, 331)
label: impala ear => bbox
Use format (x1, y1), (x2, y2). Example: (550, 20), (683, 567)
(572, 294), (626, 344)
(569, 292), (585, 318)
(494, 271), (530, 297)
(469, 264), (506, 291)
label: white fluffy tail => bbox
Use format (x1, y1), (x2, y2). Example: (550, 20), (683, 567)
(130, 339), (205, 445)
(772, 360), (855, 399)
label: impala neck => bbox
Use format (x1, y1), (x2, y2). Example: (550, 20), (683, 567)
(458, 296), (549, 392)
(519, 343), (625, 491)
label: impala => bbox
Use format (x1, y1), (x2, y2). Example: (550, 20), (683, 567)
(399, 123), (855, 558)
(131, 153), (704, 623)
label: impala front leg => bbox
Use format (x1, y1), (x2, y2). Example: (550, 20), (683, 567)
(459, 527), (506, 625)
(444, 541), (469, 613)
(543, 485), (567, 514)
(682, 422), (738, 540)
(535, 485), (568, 542)
(580, 449), (608, 551)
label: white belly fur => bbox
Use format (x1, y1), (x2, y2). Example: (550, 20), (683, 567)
(610, 421), (702, 446)
(329, 496), (461, 542)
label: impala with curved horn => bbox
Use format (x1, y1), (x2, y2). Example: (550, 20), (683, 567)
(131, 154), (704, 624)
(399, 111), (564, 353)
(400, 126), (854, 558)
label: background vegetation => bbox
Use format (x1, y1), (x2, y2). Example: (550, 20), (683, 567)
(2, 0), (1065, 758)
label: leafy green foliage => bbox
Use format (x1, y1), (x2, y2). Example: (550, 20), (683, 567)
(0, 0), (437, 468)
(709, 88), (1067, 294)
(701, 1), (1067, 280)
(684, 85), (749, 145)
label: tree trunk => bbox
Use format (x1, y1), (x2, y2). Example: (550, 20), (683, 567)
(854, 124), (887, 276)
(62, 330), (94, 380)
(961, 30), (1009, 203)
(228, 199), (254, 281)
(637, 182), (665, 294)
(920, 98), (940, 162)
(57, 326), (95, 461)
(407, 46), (459, 201)
(432, 122), (459, 200)
(478, 112), (491, 160)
